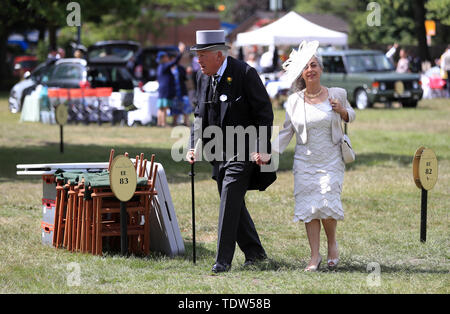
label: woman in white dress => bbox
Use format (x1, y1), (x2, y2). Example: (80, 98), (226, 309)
(254, 41), (355, 271)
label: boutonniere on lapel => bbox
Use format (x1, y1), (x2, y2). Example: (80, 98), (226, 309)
(220, 94), (228, 102)
(226, 77), (232, 86)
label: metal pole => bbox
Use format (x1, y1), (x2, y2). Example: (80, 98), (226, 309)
(120, 201), (128, 255)
(190, 162), (196, 263)
(420, 188), (427, 242)
(77, 25), (81, 45)
(60, 125), (64, 153)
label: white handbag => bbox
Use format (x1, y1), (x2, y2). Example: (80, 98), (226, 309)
(336, 93), (355, 164)
(340, 132), (355, 164)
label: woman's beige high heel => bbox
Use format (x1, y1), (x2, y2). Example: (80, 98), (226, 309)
(327, 242), (339, 270)
(304, 255), (322, 272)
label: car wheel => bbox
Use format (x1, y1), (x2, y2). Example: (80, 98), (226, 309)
(401, 100), (418, 108)
(355, 89), (371, 110)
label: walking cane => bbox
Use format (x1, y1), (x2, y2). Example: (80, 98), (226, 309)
(189, 140), (201, 264)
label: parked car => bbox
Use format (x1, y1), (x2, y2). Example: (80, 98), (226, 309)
(134, 45), (179, 82)
(320, 49), (423, 109)
(8, 59), (55, 113)
(87, 40), (140, 62)
(13, 55), (38, 78)
(44, 58), (88, 88)
(9, 57), (137, 113)
(86, 57), (136, 91)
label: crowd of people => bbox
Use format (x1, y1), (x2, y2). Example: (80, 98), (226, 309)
(155, 43), (283, 128)
(44, 40), (450, 130)
(156, 42), (199, 128)
(386, 43), (450, 98)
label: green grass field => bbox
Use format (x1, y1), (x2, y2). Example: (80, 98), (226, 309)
(0, 92), (448, 294)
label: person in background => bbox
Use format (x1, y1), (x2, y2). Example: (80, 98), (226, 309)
(190, 55), (200, 91)
(170, 55), (192, 126)
(396, 48), (409, 73)
(156, 42), (186, 127)
(260, 45), (276, 73)
(57, 48), (65, 59)
(74, 49), (84, 58)
(246, 52), (261, 73)
(385, 43), (398, 65)
(440, 45), (450, 97)
(47, 49), (59, 61)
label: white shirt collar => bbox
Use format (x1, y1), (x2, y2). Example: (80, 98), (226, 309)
(215, 57), (227, 81)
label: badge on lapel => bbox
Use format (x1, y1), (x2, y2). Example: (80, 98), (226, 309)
(226, 77), (232, 85)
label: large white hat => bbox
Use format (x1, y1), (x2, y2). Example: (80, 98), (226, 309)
(282, 40), (319, 86)
(190, 30), (230, 51)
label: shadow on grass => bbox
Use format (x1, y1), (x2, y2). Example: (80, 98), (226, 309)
(1, 142), (416, 183)
(278, 150), (414, 172)
(346, 152), (414, 170)
(0, 142), (212, 183)
(182, 241), (217, 261)
(214, 254), (448, 274)
(325, 261), (449, 274)
(233, 259), (449, 274)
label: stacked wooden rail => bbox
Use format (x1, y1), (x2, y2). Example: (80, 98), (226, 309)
(48, 150), (158, 256)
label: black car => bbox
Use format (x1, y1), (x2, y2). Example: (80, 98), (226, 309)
(87, 40), (140, 63)
(134, 45), (179, 82)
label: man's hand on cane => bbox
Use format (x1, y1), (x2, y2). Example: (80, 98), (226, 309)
(187, 139), (202, 164)
(187, 149), (196, 165)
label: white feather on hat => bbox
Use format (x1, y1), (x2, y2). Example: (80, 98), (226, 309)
(282, 40), (319, 86)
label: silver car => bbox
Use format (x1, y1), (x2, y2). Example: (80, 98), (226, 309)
(8, 60), (55, 113)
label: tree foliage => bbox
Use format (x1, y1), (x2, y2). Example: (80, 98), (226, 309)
(289, 0), (448, 48)
(0, 0), (216, 85)
(426, 0), (450, 26)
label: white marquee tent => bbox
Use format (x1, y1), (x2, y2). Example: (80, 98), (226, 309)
(235, 11), (348, 47)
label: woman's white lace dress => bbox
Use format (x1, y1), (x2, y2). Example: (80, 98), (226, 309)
(293, 99), (344, 223)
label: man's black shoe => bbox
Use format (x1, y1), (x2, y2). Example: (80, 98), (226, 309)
(243, 254), (268, 267)
(211, 262), (231, 273)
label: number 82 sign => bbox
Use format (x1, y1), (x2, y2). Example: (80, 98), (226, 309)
(413, 146), (438, 191)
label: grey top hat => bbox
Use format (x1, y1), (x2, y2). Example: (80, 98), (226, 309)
(190, 30), (230, 51)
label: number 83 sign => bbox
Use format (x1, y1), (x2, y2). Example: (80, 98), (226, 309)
(110, 155), (137, 202)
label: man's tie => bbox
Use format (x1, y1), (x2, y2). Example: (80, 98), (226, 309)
(208, 74), (220, 126)
(211, 74), (219, 100)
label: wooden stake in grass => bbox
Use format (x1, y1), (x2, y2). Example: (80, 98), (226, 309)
(55, 103), (68, 153)
(413, 146), (438, 243)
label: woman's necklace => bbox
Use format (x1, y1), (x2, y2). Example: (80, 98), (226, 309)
(305, 87), (323, 98)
